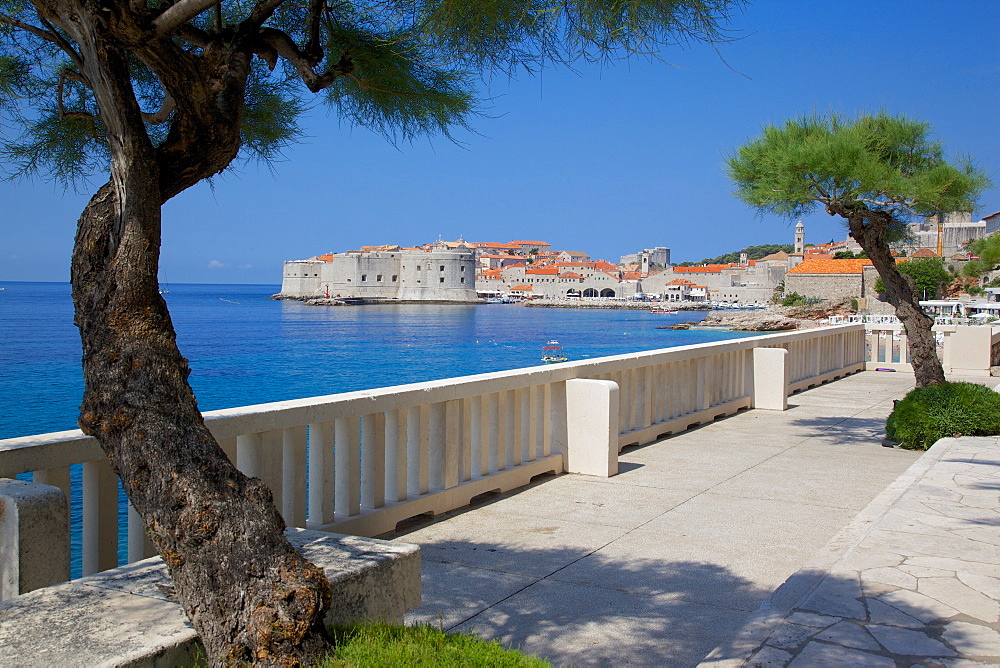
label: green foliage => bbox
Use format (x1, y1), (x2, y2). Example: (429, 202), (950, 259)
(321, 622), (551, 667)
(850, 297), (859, 311)
(963, 232), (1000, 279)
(781, 291), (814, 307)
(967, 284), (984, 296)
(727, 112), (991, 225)
(886, 382), (1000, 450)
(834, 250), (867, 259)
(873, 258), (951, 298)
(0, 0), (745, 188)
(678, 244), (793, 265)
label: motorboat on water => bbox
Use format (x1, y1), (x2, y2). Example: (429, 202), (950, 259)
(541, 340), (568, 363)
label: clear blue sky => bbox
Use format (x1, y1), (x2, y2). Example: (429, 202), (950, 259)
(2, 1), (997, 285)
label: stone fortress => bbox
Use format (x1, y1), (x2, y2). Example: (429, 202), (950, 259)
(277, 210), (997, 306)
(278, 241), (479, 303)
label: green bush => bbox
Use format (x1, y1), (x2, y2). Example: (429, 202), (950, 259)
(781, 292), (811, 307)
(886, 382), (1000, 450)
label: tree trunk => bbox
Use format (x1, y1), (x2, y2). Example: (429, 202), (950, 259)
(50, 3), (333, 664)
(844, 211), (946, 388)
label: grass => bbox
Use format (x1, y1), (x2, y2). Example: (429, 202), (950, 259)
(886, 381), (1000, 450)
(194, 622), (551, 666)
(318, 622), (551, 667)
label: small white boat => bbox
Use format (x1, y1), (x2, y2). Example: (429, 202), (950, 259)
(541, 340), (568, 363)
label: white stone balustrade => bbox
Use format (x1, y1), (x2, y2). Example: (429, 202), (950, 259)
(0, 325), (867, 593)
(864, 324), (1000, 375)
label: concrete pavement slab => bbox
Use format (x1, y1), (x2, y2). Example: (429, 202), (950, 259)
(451, 578), (751, 668)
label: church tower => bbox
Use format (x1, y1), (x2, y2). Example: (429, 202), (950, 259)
(794, 220), (805, 255)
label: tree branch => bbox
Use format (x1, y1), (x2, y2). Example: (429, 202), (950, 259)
(257, 27), (352, 92)
(305, 0), (325, 65)
(247, 0), (289, 27)
(141, 94), (176, 124)
(153, 0), (224, 36)
(0, 12), (84, 68)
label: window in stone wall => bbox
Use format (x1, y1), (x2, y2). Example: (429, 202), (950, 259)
(440, 277), (445, 283)
(361, 275), (367, 281)
(377, 274), (382, 282)
(440, 265), (445, 271)
(392, 275), (398, 282)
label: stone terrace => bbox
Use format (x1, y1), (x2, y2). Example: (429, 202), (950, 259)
(388, 371), (1000, 666)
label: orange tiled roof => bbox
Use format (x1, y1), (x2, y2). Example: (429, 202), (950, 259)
(786, 259), (873, 275)
(622, 271), (641, 281)
(559, 272), (584, 279)
(511, 284), (533, 290)
(314, 253), (334, 262)
(909, 248), (941, 258)
(593, 260), (617, 270)
(509, 240), (549, 246)
(507, 263), (526, 268)
(526, 266), (559, 275)
(666, 278), (696, 285)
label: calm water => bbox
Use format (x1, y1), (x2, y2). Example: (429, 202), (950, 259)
(0, 281), (756, 440)
(1, 281), (755, 576)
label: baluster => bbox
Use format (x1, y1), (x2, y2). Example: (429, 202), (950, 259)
(459, 398), (473, 482)
(217, 436), (237, 465)
(428, 402), (446, 491)
(547, 381), (568, 459)
(471, 395), (489, 477)
(335, 417), (360, 517)
(495, 392), (508, 471)
(444, 400), (460, 489)
(127, 501), (155, 562)
(528, 385), (540, 462)
(641, 367), (653, 430)
(82, 459), (118, 575)
(33, 466), (70, 499)
(308, 421), (336, 524)
(697, 357), (708, 412)
(384, 409), (407, 503)
(406, 405), (427, 497)
(510, 389), (523, 467)
(541, 385), (552, 458)
(282, 426), (307, 527)
(361, 413), (385, 510)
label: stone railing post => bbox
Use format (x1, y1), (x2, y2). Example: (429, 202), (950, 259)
(753, 347), (789, 411)
(0, 478), (70, 601)
(565, 379), (619, 477)
(945, 326), (994, 377)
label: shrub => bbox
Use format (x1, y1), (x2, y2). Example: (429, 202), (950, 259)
(781, 292), (810, 307)
(886, 382), (1000, 450)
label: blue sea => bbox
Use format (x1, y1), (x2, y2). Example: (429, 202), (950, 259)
(1, 281), (755, 575)
(0, 281), (757, 440)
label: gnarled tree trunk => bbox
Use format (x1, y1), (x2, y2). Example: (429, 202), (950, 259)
(840, 208), (946, 388)
(43, 1), (334, 663)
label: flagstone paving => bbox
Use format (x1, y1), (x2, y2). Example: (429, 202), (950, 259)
(384, 372), (999, 666)
(702, 435), (1000, 667)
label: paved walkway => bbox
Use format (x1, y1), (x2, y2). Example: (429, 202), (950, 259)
(702, 434), (1000, 667)
(387, 371), (998, 666)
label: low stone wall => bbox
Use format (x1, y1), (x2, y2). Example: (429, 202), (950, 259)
(0, 528), (420, 667)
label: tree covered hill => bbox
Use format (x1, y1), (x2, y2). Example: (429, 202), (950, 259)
(675, 244), (795, 266)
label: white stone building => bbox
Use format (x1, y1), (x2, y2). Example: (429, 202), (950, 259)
(279, 242), (480, 302)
